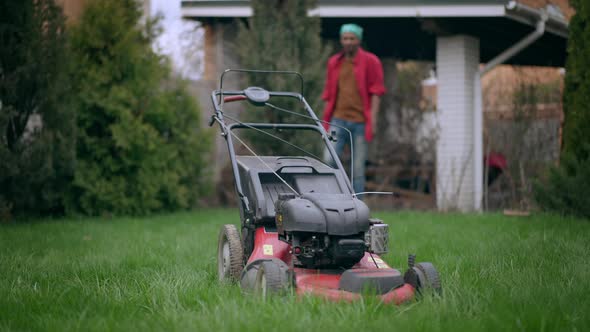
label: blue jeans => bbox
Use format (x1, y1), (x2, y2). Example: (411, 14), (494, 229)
(324, 118), (368, 195)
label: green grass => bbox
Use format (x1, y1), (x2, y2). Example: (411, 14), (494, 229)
(1, 210), (589, 331)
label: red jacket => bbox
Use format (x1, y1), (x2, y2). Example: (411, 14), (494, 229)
(321, 47), (385, 142)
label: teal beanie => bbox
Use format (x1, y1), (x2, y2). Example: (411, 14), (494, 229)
(340, 23), (363, 40)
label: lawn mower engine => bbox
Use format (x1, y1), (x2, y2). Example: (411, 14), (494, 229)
(276, 193), (388, 269)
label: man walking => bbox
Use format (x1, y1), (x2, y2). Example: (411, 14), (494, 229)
(322, 23), (385, 195)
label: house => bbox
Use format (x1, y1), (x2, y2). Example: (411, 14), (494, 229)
(56, 0), (151, 23)
(181, 0), (570, 211)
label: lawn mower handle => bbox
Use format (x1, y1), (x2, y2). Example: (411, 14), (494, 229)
(209, 82), (355, 218)
(220, 69), (304, 97)
(223, 95), (247, 103)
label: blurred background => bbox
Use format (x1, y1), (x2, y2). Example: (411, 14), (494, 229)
(2, 0), (588, 220)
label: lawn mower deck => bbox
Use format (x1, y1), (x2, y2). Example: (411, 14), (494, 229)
(239, 226), (417, 304)
(210, 70), (441, 303)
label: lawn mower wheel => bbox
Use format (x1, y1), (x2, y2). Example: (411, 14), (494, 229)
(254, 259), (291, 298)
(413, 262), (442, 296)
(217, 224), (244, 282)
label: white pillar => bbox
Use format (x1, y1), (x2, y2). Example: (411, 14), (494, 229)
(436, 35), (480, 211)
(473, 71), (483, 211)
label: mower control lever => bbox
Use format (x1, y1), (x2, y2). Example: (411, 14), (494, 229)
(223, 95), (247, 103)
(408, 254), (416, 269)
(244, 87), (270, 106)
(329, 130), (338, 142)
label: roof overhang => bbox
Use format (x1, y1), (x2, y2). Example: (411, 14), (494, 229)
(504, 1), (568, 38)
(181, 3), (508, 18)
(181, 0), (569, 66)
(311, 4), (507, 17)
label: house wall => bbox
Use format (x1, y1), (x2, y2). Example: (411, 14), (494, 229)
(55, 0), (86, 23)
(519, 0), (574, 20)
(56, 0), (151, 23)
(196, 21), (243, 192)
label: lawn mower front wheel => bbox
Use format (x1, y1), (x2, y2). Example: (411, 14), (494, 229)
(217, 224), (244, 282)
(254, 260), (291, 298)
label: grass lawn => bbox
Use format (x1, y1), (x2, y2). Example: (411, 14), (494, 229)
(1, 209), (589, 331)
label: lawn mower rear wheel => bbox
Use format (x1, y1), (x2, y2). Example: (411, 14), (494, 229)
(217, 224), (244, 282)
(413, 262), (442, 296)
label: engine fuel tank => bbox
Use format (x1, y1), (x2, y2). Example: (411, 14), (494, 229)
(276, 193), (370, 236)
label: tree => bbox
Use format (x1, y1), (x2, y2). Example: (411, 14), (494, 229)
(67, 0), (211, 216)
(0, 0), (75, 219)
(534, 1), (590, 218)
(562, 0), (590, 160)
(235, 0), (330, 156)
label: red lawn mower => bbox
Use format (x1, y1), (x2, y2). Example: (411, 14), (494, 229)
(210, 69), (441, 303)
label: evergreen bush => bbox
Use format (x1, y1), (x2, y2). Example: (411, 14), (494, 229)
(534, 145), (590, 218)
(67, 0), (211, 216)
(562, 1), (590, 160)
(0, 0), (74, 219)
(534, 1), (590, 218)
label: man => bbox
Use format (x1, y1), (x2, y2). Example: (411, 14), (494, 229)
(322, 23), (385, 195)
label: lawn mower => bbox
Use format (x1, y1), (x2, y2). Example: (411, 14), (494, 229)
(210, 69), (441, 303)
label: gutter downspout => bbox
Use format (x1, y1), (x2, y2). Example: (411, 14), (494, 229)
(474, 6), (548, 211)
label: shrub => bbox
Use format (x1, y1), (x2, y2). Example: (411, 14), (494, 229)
(0, 0), (75, 219)
(67, 0), (211, 216)
(534, 146), (590, 218)
(562, 0), (590, 160)
(534, 1), (590, 218)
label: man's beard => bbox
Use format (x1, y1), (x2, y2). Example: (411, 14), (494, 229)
(343, 46), (358, 57)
